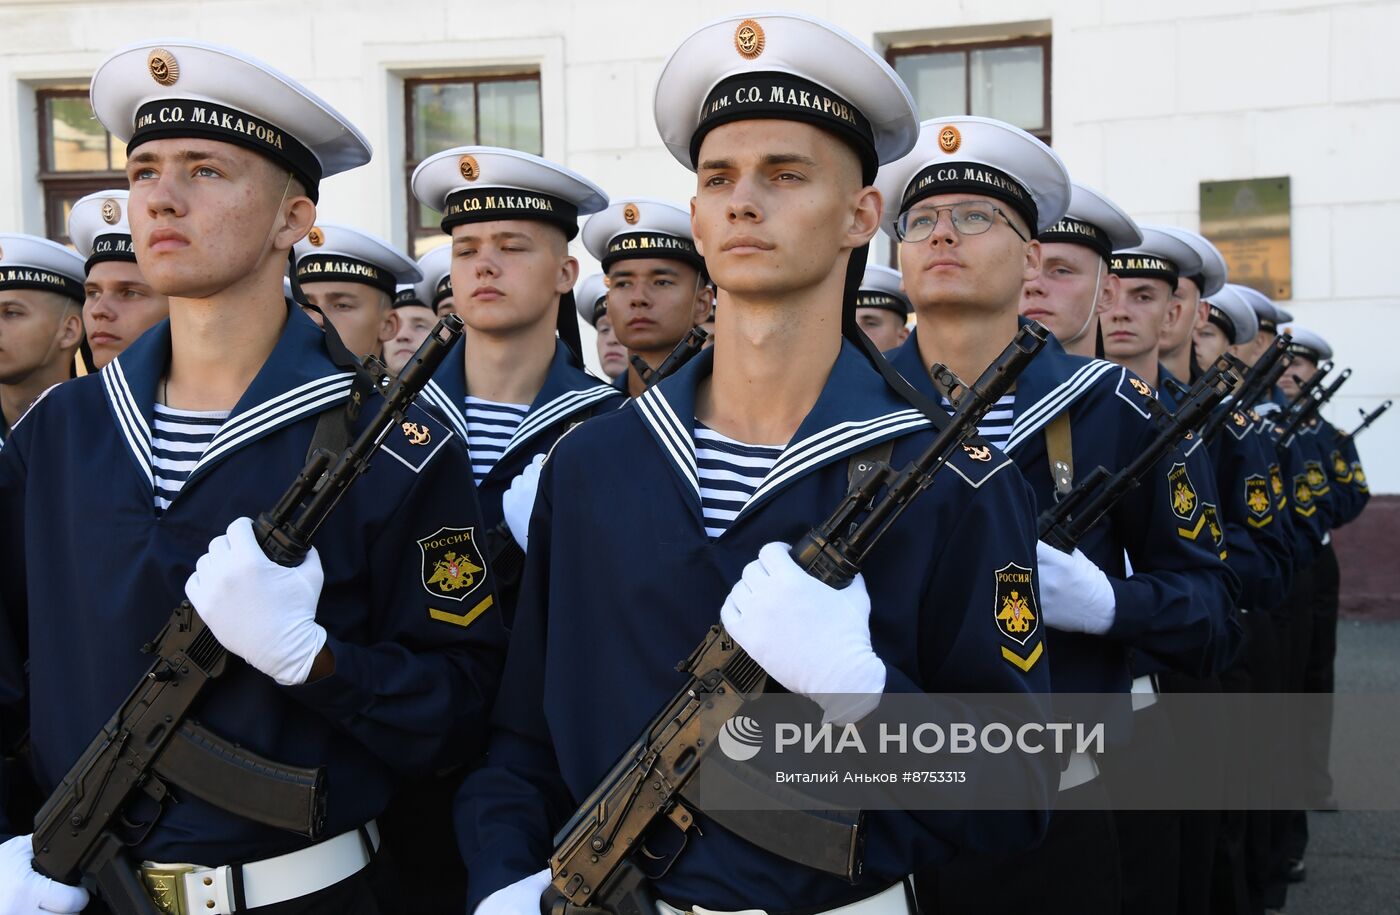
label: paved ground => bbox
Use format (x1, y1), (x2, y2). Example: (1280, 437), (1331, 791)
(1286, 619), (1400, 912)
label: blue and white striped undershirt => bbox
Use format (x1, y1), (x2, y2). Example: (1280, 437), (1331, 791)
(941, 392), (1015, 451)
(151, 403), (228, 512)
(464, 396), (530, 485)
(694, 422), (784, 539)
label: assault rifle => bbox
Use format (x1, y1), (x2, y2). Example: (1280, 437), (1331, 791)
(1038, 355), (1239, 552)
(1343, 400), (1392, 441)
(543, 323), (1049, 915)
(632, 326), (710, 389)
(1274, 366), (1351, 448)
(31, 316), (466, 913)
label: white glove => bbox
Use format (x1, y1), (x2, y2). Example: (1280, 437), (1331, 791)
(474, 867), (550, 915)
(0, 835), (89, 914)
(502, 454), (545, 554)
(1035, 541), (1116, 635)
(185, 517), (328, 686)
(721, 542), (887, 725)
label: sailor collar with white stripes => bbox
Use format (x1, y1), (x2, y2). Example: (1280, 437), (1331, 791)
(632, 340), (1012, 534)
(420, 337), (621, 476)
(100, 306), (355, 500)
(889, 322), (1123, 457)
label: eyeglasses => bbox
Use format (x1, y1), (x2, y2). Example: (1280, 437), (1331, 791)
(895, 201), (1028, 243)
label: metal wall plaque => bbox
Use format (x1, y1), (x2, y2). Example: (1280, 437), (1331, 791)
(1200, 176), (1292, 300)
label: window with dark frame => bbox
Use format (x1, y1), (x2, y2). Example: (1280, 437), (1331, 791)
(883, 35), (1050, 269)
(886, 36), (1051, 144)
(405, 72), (543, 257)
(37, 87), (128, 246)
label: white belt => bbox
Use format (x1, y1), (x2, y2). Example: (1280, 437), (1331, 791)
(657, 880), (909, 915)
(1130, 674), (1158, 711)
(140, 821), (379, 915)
(1058, 750), (1099, 792)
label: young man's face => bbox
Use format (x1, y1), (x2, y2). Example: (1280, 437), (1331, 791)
(1233, 326), (1271, 365)
(1101, 276), (1178, 363)
(594, 313), (628, 378)
(1162, 277), (1205, 355)
(900, 194), (1039, 318)
(1021, 242), (1112, 346)
(450, 220), (576, 336)
(692, 119), (873, 300)
(126, 138), (301, 298)
(1278, 356), (1318, 400)
(433, 295), (456, 319)
(0, 290), (81, 384)
(1193, 320), (1232, 367)
(605, 258), (706, 354)
(83, 260), (170, 369)
(384, 304), (437, 374)
(300, 282), (396, 359)
(855, 307), (907, 352)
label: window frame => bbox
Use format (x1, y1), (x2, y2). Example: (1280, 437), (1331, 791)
(403, 71), (543, 252)
(885, 35), (1052, 144)
(36, 86), (127, 245)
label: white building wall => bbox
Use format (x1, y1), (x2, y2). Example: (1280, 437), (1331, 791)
(1, 0), (1395, 489)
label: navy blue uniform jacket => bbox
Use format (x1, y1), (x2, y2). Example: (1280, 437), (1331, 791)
(457, 342), (1054, 913)
(0, 309), (507, 865)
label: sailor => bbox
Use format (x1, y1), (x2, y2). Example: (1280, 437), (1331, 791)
(573, 271), (628, 381)
(1271, 322), (1367, 906)
(293, 223), (421, 361)
(410, 146), (624, 614)
(384, 284), (437, 375)
(878, 118), (1237, 914)
(1019, 182), (1139, 357)
(68, 189), (171, 369)
(853, 263), (910, 352)
(1100, 224), (1245, 913)
(582, 197), (712, 396)
(417, 243), (455, 317)
(1156, 225), (1229, 385)
(1165, 279), (1291, 913)
(0, 236), (85, 446)
(457, 14), (1054, 915)
(0, 40), (505, 914)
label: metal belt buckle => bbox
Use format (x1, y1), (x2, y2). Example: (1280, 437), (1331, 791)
(140, 863), (196, 915)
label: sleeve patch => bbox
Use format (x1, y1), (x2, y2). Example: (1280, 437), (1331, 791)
(418, 526), (491, 612)
(1304, 460), (1330, 496)
(1293, 474), (1318, 517)
(1168, 462), (1200, 521)
(994, 563), (1039, 645)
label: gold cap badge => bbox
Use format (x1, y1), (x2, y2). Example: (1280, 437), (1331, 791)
(147, 49), (179, 87)
(622, 203), (640, 225)
(735, 19), (765, 59)
(101, 199), (121, 225)
(459, 155), (480, 182)
(938, 125), (961, 154)
(307, 227), (325, 247)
